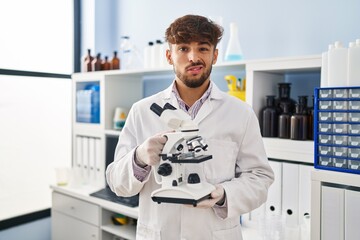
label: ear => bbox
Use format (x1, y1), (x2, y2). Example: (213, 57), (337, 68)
(212, 48), (218, 65)
(166, 49), (173, 65)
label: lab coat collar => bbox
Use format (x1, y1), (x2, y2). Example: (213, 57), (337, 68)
(161, 80), (224, 102)
(160, 80), (224, 124)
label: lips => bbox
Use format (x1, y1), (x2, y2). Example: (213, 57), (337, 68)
(186, 65), (203, 74)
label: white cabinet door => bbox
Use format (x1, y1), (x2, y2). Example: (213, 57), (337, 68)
(52, 210), (99, 240)
(345, 189), (360, 240)
(321, 186), (344, 240)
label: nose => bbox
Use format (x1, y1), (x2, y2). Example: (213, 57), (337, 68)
(187, 50), (199, 63)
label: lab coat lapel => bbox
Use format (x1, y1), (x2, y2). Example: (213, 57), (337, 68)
(194, 99), (212, 125)
(194, 83), (223, 125)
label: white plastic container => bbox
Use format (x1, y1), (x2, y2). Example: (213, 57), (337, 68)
(328, 41), (348, 87)
(151, 40), (162, 68)
(159, 41), (168, 68)
(224, 22), (243, 61)
(347, 39), (360, 86)
(143, 41), (154, 69)
(320, 47), (329, 87)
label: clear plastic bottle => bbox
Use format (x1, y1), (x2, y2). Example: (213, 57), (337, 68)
(320, 44), (333, 87)
(144, 41), (154, 69)
(120, 36), (132, 70)
(347, 39), (360, 86)
(328, 41), (348, 87)
(152, 40), (162, 68)
(224, 22), (243, 61)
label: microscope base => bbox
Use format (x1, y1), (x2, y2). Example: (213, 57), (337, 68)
(151, 183), (216, 207)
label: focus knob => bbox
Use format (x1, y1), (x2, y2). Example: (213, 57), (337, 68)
(157, 163), (172, 176)
(187, 173), (200, 184)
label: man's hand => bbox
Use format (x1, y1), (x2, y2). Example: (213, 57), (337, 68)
(195, 185), (225, 208)
(135, 134), (167, 167)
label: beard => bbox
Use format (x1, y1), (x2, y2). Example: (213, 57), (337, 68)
(174, 61), (212, 88)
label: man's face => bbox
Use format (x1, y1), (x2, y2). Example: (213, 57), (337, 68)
(166, 41), (218, 88)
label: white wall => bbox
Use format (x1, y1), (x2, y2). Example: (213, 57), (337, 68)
(83, 0), (360, 61)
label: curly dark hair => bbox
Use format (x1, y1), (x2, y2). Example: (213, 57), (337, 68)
(165, 15), (223, 47)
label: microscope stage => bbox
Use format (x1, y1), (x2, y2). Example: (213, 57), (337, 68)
(151, 182), (215, 207)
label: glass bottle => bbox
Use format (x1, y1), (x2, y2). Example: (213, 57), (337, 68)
(276, 83), (296, 114)
(82, 49), (93, 72)
(290, 103), (308, 140)
(261, 95), (278, 137)
(110, 51), (120, 70)
(224, 22), (243, 61)
(92, 53), (102, 71)
(278, 103), (291, 139)
(101, 56), (111, 71)
(307, 96), (314, 140)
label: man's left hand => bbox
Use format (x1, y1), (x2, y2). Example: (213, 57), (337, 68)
(195, 185), (225, 208)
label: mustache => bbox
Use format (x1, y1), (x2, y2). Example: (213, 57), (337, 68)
(186, 61), (205, 68)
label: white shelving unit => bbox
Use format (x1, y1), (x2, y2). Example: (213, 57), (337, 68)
(52, 55), (322, 240)
(311, 170), (360, 240)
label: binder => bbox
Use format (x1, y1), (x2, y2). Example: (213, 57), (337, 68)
(82, 137), (89, 184)
(75, 136), (83, 184)
(266, 161), (282, 217)
(345, 189), (360, 240)
(282, 162), (299, 227)
(88, 137), (96, 185)
(321, 186), (344, 240)
(298, 165), (312, 224)
(95, 138), (104, 187)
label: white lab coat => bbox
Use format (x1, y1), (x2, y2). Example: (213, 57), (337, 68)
(106, 82), (274, 240)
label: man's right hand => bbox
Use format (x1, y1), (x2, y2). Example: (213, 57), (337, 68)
(135, 134), (167, 167)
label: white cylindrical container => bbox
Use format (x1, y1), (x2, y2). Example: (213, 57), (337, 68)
(347, 39), (360, 86)
(151, 40), (162, 68)
(159, 41), (168, 68)
(144, 41), (153, 69)
(328, 41), (348, 87)
(224, 22), (243, 61)
(320, 44), (333, 87)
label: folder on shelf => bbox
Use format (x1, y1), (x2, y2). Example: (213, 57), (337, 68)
(266, 161), (282, 217)
(75, 136), (83, 176)
(82, 136), (89, 184)
(282, 162), (300, 227)
(95, 138), (104, 187)
(298, 165), (312, 224)
(321, 186), (344, 240)
(88, 137), (96, 185)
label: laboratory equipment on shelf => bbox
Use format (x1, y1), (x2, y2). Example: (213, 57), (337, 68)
(224, 22), (243, 61)
(224, 75), (246, 101)
(150, 103), (215, 206)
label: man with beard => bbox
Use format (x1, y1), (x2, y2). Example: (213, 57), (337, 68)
(106, 14), (274, 240)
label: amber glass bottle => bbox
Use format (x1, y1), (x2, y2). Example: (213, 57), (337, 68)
(290, 103), (308, 140)
(307, 96), (314, 140)
(82, 49), (94, 72)
(111, 51), (120, 70)
(278, 103), (291, 139)
(101, 56), (111, 70)
(261, 95), (278, 137)
(276, 83), (296, 114)
(92, 53), (102, 71)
